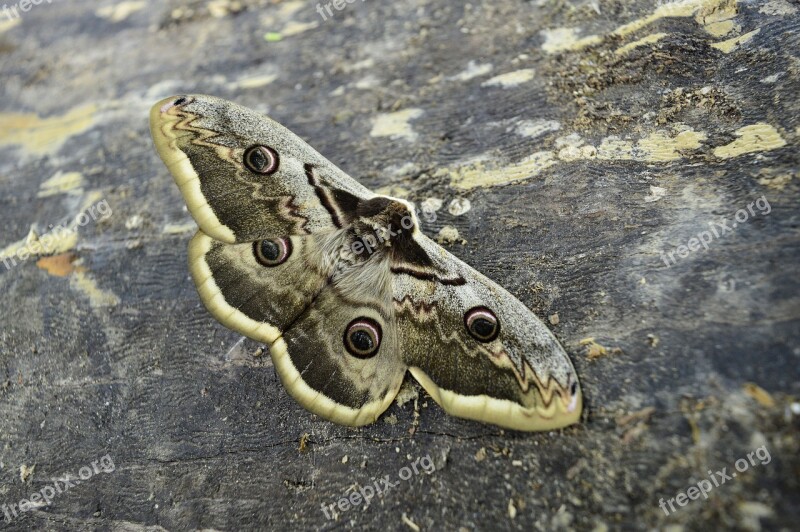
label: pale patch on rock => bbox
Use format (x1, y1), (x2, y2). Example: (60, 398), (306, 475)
(437, 225), (462, 245)
(644, 185), (667, 203)
(232, 74), (278, 90)
(515, 120), (561, 139)
(759, 73), (783, 84)
(70, 270), (120, 307)
(711, 28), (760, 53)
(0, 104), (97, 155)
(370, 109), (424, 142)
(374, 185), (410, 199)
(125, 215), (144, 230)
(38, 171), (85, 198)
(614, 33), (668, 56)
(696, 1), (739, 37)
(482, 69), (535, 88)
(540, 27), (602, 54)
(636, 127), (707, 162)
(448, 198), (472, 216)
(713, 123), (786, 158)
(447, 152), (557, 190)
(0, 17), (20, 34)
(96, 1), (146, 22)
(448, 61), (493, 82)
(555, 133), (585, 149)
(420, 198), (443, 213)
(163, 221), (197, 235)
(354, 74), (381, 90)
(280, 20), (318, 37)
(541, 0), (747, 55)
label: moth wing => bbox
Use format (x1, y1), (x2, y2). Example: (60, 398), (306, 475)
(271, 254), (407, 426)
(192, 228), (405, 426)
(151, 94), (374, 243)
(187, 231), (332, 345)
(393, 233), (582, 431)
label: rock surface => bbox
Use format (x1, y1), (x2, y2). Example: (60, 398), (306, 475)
(0, 0), (797, 530)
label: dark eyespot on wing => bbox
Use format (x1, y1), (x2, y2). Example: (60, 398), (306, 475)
(244, 145), (280, 175)
(343, 318), (382, 359)
(253, 238), (292, 267)
(464, 306), (500, 342)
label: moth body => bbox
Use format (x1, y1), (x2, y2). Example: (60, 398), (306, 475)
(150, 94), (582, 431)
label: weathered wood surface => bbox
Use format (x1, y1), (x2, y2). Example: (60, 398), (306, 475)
(0, 0), (798, 530)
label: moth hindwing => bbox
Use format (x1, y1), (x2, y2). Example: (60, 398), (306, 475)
(150, 94), (582, 431)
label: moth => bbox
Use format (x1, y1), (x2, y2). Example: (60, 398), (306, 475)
(150, 95), (582, 431)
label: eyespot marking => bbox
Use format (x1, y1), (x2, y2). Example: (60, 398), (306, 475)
(344, 318), (382, 358)
(244, 145), (280, 175)
(253, 237), (291, 267)
(464, 306), (500, 343)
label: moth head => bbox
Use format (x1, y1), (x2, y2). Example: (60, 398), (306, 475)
(345, 196), (427, 266)
(355, 197), (419, 233)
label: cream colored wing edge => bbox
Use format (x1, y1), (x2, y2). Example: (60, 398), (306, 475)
(151, 101), (236, 243)
(270, 338), (404, 427)
(408, 367), (582, 431)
